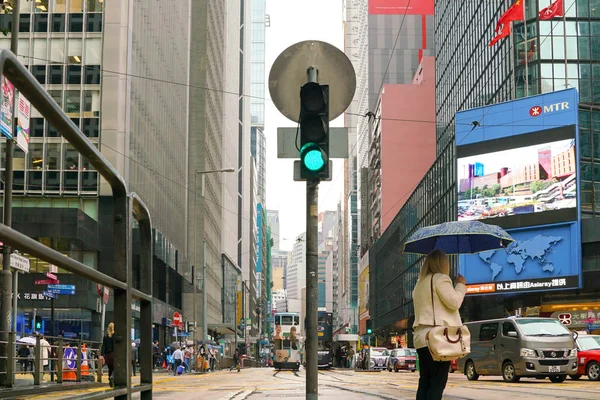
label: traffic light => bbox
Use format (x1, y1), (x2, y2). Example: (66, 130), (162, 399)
(299, 82), (329, 180)
(34, 316), (42, 331)
(366, 319), (372, 335)
(24, 314), (32, 331)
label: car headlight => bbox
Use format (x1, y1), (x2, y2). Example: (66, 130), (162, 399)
(520, 348), (536, 357)
(569, 348), (578, 357)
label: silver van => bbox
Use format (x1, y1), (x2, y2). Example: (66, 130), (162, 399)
(457, 317), (578, 383)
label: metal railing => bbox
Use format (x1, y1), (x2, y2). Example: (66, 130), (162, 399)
(0, 49), (153, 400)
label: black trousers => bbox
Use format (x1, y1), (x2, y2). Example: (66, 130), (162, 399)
(416, 347), (450, 400)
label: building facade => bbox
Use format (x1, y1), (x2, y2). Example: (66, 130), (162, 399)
(286, 232), (306, 314)
(369, 0), (600, 346)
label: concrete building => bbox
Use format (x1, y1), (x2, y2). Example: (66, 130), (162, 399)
(286, 232), (306, 314)
(267, 209), (280, 251)
(364, 57), (436, 243)
(2, 0), (248, 343)
(272, 288), (287, 313)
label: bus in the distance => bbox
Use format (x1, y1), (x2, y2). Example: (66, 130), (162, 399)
(273, 312), (302, 371)
(318, 311), (333, 369)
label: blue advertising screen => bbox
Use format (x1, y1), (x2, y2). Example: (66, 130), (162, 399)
(455, 89), (581, 295)
(459, 223), (580, 295)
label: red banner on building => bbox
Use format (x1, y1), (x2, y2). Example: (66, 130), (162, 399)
(368, 0), (433, 15)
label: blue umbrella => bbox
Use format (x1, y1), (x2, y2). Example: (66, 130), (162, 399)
(403, 221), (514, 255)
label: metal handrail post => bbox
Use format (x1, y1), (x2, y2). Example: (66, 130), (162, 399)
(34, 335), (41, 385)
(76, 340), (82, 382)
(132, 193), (153, 400)
(6, 331), (15, 388)
(57, 337), (63, 384)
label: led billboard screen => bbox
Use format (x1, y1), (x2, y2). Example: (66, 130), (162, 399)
(460, 223), (580, 295)
(368, 0), (433, 15)
(455, 89), (581, 295)
(458, 137), (576, 224)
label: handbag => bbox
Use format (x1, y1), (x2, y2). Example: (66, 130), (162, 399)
(426, 274), (471, 361)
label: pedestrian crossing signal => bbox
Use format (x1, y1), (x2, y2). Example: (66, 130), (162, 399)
(34, 316), (42, 330)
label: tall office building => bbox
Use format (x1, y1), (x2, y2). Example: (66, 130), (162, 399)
(0, 0), (247, 344)
(267, 209), (280, 251)
(286, 232), (306, 314)
(369, 0), (600, 345)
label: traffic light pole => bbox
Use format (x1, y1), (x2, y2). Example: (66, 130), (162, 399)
(305, 178), (319, 399)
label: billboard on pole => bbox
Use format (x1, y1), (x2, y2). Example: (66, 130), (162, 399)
(368, 0), (433, 15)
(1, 75), (15, 139)
(16, 93), (30, 153)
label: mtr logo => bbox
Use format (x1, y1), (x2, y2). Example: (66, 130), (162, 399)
(529, 102), (570, 117)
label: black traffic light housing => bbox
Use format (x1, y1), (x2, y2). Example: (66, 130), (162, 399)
(366, 318), (372, 335)
(299, 82), (329, 180)
(34, 316), (42, 331)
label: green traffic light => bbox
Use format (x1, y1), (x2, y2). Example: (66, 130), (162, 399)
(35, 323), (41, 329)
(367, 329), (372, 334)
(301, 143), (325, 172)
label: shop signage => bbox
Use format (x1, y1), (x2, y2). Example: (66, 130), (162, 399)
(551, 310), (600, 327)
(16, 292), (53, 300)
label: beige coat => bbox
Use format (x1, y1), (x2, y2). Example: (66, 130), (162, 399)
(412, 273), (466, 329)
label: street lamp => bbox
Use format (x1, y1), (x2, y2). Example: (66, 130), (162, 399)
(193, 167), (236, 343)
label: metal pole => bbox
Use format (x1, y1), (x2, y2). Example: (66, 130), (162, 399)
(0, 1), (20, 385)
(12, 271), (18, 331)
(523, 0), (529, 97)
(202, 239), (207, 341)
(193, 172), (198, 343)
(305, 179), (319, 399)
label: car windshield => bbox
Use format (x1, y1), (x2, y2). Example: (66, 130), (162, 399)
(370, 348), (387, 356)
(396, 349), (417, 357)
(516, 319), (571, 336)
(577, 336), (600, 351)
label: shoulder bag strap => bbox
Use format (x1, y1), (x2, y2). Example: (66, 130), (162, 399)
(430, 273), (437, 327)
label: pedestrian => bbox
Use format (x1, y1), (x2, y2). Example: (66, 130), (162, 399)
(172, 346), (184, 375)
(18, 345), (29, 374)
(341, 345), (347, 368)
(101, 322), (116, 387)
(229, 348), (240, 372)
(412, 249), (466, 400)
(347, 346), (355, 369)
(39, 335), (51, 381)
(131, 342), (138, 377)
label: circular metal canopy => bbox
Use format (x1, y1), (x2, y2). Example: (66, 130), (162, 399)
(269, 40), (356, 123)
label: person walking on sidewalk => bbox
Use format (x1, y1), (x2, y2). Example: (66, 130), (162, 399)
(131, 342), (138, 377)
(172, 346), (184, 375)
(412, 249), (466, 400)
(101, 322), (116, 387)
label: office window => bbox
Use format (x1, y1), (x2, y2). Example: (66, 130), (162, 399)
(51, 0), (67, 13)
(30, 118), (44, 138)
(32, 39), (47, 65)
(48, 65), (63, 84)
(31, 65), (46, 84)
(84, 65), (100, 84)
(67, 65), (81, 84)
(48, 90), (62, 108)
(64, 144), (79, 170)
(29, 143), (44, 169)
(19, 13), (30, 32)
(86, 0), (103, 12)
(33, 13), (48, 32)
(69, 13), (84, 32)
(35, 0), (49, 12)
(84, 38), (101, 64)
(51, 13), (65, 32)
(46, 143), (61, 170)
(86, 13), (102, 32)
(65, 90), (81, 116)
(50, 39), (65, 63)
(70, 0), (83, 12)
(83, 90), (99, 116)
(82, 118), (98, 137)
(68, 39), (82, 64)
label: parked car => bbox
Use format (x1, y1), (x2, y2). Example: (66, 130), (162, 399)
(570, 335), (600, 381)
(457, 317), (578, 383)
(386, 348), (417, 372)
(367, 347), (389, 370)
(449, 359), (458, 373)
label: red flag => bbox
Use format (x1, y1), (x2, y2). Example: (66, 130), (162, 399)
(489, 23), (511, 47)
(496, 0), (525, 31)
(539, 0), (564, 20)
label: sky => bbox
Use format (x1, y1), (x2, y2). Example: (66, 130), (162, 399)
(264, 0), (345, 251)
(457, 139), (573, 181)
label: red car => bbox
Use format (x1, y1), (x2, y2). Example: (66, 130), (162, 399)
(570, 335), (600, 381)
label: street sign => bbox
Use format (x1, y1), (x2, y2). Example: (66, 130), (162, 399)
(47, 284), (75, 290)
(46, 272), (58, 281)
(0, 253), (31, 273)
(34, 279), (59, 285)
(173, 312), (182, 327)
(97, 284), (109, 304)
(42, 291), (57, 299)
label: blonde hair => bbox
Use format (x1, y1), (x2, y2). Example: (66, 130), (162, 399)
(419, 249), (449, 281)
(107, 322), (115, 338)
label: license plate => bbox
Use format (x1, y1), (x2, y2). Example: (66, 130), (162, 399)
(549, 366), (560, 373)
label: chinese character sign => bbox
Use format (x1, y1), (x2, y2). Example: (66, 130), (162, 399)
(1, 75), (15, 139)
(16, 93), (30, 153)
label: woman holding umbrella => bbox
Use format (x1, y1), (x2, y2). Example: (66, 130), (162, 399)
(413, 249), (466, 400)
